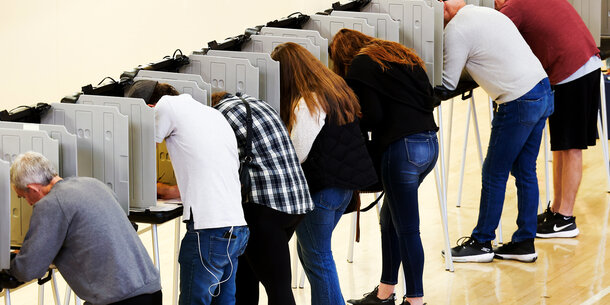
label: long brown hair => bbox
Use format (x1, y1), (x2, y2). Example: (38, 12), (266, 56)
(271, 42), (360, 132)
(329, 28), (425, 77)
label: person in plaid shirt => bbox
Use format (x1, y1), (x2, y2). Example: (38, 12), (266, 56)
(213, 92), (314, 305)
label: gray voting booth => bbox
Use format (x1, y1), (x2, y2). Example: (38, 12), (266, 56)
(259, 27), (329, 66)
(207, 50), (281, 112)
(330, 11), (400, 42)
(76, 95), (156, 210)
(0, 122), (78, 178)
(134, 76), (209, 106)
(363, 0), (444, 86)
(303, 14), (376, 41)
(243, 35), (322, 63)
(568, 0), (601, 46)
(465, 0), (494, 7)
(135, 70), (212, 105)
(181, 55), (260, 98)
(1, 159), (10, 271)
(41, 103), (130, 214)
(0, 129), (60, 246)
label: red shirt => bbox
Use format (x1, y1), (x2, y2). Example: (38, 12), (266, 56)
(500, 0), (599, 84)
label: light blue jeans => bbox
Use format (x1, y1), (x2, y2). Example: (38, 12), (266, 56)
(295, 187), (353, 305)
(472, 78), (554, 243)
(179, 222), (249, 305)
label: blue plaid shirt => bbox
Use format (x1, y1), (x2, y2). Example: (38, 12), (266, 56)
(214, 94), (314, 215)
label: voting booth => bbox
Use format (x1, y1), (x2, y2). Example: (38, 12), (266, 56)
(0, 159), (10, 271)
(259, 27), (329, 66)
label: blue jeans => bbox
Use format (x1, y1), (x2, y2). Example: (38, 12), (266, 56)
(179, 223), (249, 305)
(379, 131), (438, 298)
(295, 187), (353, 305)
(472, 78), (554, 243)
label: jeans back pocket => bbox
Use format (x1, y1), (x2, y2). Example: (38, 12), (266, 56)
(517, 96), (546, 126)
(405, 138), (434, 167)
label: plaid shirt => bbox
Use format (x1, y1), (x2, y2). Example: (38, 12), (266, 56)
(214, 94), (314, 215)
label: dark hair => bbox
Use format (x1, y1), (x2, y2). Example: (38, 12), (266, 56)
(149, 83), (180, 105)
(329, 28), (425, 77)
(271, 42), (360, 132)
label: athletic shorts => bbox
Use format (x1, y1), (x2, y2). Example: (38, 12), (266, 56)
(549, 68), (601, 151)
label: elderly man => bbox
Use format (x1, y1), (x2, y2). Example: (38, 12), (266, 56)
(442, 0), (553, 263)
(9, 151), (161, 304)
(495, 0), (601, 239)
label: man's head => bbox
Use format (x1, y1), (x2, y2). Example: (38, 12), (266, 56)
(443, 0), (466, 26)
(125, 80), (180, 106)
(10, 152), (59, 205)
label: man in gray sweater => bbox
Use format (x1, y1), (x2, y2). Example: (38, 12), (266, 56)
(9, 152), (161, 305)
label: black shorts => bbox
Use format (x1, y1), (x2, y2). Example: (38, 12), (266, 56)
(549, 68), (600, 151)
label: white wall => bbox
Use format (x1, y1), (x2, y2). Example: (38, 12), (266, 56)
(0, 0), (332, 110)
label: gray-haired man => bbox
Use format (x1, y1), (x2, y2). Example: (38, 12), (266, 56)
(9, 151), (162, 305)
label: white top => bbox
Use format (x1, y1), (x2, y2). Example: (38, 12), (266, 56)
(442, 5), (547, 103)
(557, 55), (602, 85)
(154, 94), (246, 229)
(290, 97), (326, 163)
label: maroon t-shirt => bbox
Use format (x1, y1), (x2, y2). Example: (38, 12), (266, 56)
(500, 0), (599, 84)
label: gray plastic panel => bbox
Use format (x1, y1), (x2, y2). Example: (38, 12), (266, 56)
(259, 27), (329, 66)
(76, 95), (155, 209)
(0, 122), (78, 178)
(568, 0), (601, 46)
(41, 103), (130, 214)
(0, 128), (59, 246)
(0, 159), (9, 270)
(330, 11), (400, 42)
(242, 35), (322, 63)
(363, 0), (444, 86)
(136, 71), (212, 103)
(133, 77), (208, 105)
(303, 15), (376, 41)
(207, 50), (280, 112)
(603, 0), (610, 36)
(181, 55), (260, 98)
(465, 0), (494, 8)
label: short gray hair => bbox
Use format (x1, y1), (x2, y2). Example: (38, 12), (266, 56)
(10, 151), (58, 190)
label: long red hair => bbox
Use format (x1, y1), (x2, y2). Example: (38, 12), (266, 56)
(271, 42), (360, 132)
(329, 28), (425, 77)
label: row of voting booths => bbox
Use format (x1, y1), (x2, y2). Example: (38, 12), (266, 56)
(1, 0), (606, 302)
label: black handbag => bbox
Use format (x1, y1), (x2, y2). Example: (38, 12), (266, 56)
(238, 96), (253, 203)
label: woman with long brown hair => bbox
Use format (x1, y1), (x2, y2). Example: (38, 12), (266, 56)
(271, 42), (377, 305)
(329, 29), (439, 305)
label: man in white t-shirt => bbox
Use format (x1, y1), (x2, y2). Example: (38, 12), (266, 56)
(126, 80), (249, 305)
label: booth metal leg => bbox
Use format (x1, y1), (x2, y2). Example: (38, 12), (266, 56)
(347, 212), (357, 263)
(291, 238), (298, 288)
(51, 270), (60, 305)
(435, 105), (454, 272)
(445, 100), (454, 189)
(173, 217), (181, 305)
(5, 289), (11, 305)
(299, 268), (306, 288)
(64, 286), (71, 305)
(151, 224), (160, 275)
(38, 283), (44, 305)
(456, 101), (472, 208)
(542, 124), (551, 213)
(75, 295), (81, 305)
(600, 73), (610, 192)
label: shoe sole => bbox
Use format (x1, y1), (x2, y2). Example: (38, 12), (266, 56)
(448, 253), (494, 263)
(494, 253), (538, 262)
(536, 228), (579, 238)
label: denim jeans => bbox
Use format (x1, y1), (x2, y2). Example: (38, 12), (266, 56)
(472, 78), (554, 243)
(379, 131), (438, 298)
(179, 222), (249, 305)
(295, 187), (353, 305)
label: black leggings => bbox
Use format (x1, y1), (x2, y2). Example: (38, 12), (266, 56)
(235, 203), (304, 305)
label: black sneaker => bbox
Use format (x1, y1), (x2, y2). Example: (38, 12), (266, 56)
(398, 298), (426, 305)
(442, 237), (494, 263)
(536, 213), (579, 238)
(347, 286), (395, 305)
(494, 239), (538, 262)
(537, 205), (553, 225)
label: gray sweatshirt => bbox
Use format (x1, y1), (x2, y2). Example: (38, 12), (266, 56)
(442, 5), (547, 103)
(10, 177), (161, 305)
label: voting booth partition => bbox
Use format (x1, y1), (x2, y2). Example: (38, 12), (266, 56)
(330, 10), (400, 42)
(0, 160), (10, 271)
(207, 50), (281, 112)
(41, 103), (130, 214)
(133, 75), (210, 105)
(259, 27), (330, 66)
